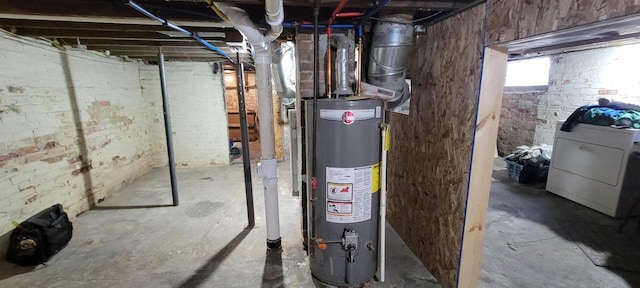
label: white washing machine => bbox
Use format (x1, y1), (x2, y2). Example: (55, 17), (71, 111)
(546, 121), (640, 217)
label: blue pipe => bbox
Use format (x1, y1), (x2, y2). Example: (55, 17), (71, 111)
(128, 1), (163, 23)
(128, 0), (233, 62)
(282, 22), (354, 29)
(356, 0), (392, 37)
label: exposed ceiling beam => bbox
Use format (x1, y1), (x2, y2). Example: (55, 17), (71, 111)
(511, 32), (640, 57)
(507, 14), (640, 52)
(163, 0), (466, 10)
(0, 13), (231, 28)
(96, 46), (251, 55)
(108, 51), (248, 61)
(3, 28), (226, 40)
(0, 19), (231, 33)
(0, 0), (222, 20)
(138, 56), (242, 62)
(110, 50), (234, 56)
(62, 39), (214, 46)
(120, 50), (242, 57)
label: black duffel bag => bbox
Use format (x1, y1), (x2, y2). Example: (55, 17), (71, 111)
(6, 204), (73, 266)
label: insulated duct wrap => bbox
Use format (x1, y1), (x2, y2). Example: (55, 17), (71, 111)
(270, 41), (296, 106)
(368, 15), (413, 109)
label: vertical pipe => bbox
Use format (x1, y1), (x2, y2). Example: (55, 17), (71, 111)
(356, 0), (391, 97)
(309, 0), (321, 250)
(326, 42), (332, 98)
(236, 53), (255, 228)
(158, 48), (179, 206)
(255, 51), (282, 250)
(356, 38), (363, 95)
(326, 0), (350, 97)
(379, 119), (388, 282)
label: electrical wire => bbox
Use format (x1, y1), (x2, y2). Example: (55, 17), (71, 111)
(128, 0), (233, 62)
(411, 11), (444, 23)
(368, 11), (444, 23)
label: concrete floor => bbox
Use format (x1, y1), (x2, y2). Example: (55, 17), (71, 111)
(481, 159), (640, 288)
(0, 162), (439, 288)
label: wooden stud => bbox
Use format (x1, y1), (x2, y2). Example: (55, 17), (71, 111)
(457, 47), (508, 288)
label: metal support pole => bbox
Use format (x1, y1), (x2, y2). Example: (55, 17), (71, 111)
(307, 0), (321, 253)
(236, 53), (255, 228)
(158, 48), (179, 206)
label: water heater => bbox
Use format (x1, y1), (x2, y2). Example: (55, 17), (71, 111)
(306, 98), (382, 287)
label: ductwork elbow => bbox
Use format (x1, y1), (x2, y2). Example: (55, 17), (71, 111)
(265, 0), (284, 27)
(264, 24), (283, 42)
(264, 0), (284, 42)
(213, 2), (268, 52)
(368, 14), (414, 109)
(270, 41), (296, 99)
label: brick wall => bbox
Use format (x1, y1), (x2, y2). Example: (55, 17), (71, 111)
(0, 32), (233, 257)
(224, 70), (258, 113)
(498, 44), (640, 153)
(139, 62), (230, 167)
(0, 34), (156, 251)
(297, 32), (327, 98)
(498, 90), (545, 155)
(533, 44), (640, 145)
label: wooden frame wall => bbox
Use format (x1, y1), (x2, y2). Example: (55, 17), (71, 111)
(386, 5), (486, 287)
(387, 1), (640, 288)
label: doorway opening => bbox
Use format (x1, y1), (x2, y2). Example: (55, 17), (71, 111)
(224, 69), (262, 163)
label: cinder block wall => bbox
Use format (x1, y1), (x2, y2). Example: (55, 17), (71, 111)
(0, 35), (156, 248)
(139, 62), (230, 167)
(498, 44), (640, 153)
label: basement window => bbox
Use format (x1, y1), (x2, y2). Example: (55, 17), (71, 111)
(504, 57), (551, 89)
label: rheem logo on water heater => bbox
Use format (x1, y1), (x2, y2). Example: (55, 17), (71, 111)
(342, 111), (355, 125)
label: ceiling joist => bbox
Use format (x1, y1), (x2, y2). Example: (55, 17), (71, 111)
(0, 0), (477, 61)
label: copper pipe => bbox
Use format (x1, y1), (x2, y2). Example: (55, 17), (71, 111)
(335, 12), (364, 17)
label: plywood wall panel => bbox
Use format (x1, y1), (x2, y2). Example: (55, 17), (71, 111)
(487, 0), (640, 45)
(386, 6), (486, 288)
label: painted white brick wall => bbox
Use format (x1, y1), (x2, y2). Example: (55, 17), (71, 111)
(533, 44), (640, 145)
(0, 33), (157, 250)
(139, 62), (230, 167)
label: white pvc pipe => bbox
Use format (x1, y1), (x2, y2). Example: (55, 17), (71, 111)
(214, 2), (268, 51)
(215, 1), (284, 250)
(256, 51), (281, 249)
(379, 125), (388, 282)
(214, 1), (283, 49)
(265, 24), (283, 42)
(265, 0), (284, 26)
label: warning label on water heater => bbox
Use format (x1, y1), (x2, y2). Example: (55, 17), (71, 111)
(326, 165), (373, 223)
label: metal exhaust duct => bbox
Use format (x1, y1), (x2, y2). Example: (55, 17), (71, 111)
(367, 14), (414, 109)
(331, 35), (354, 96)
(270, 41), (297, 105)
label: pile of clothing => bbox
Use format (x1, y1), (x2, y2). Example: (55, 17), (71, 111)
(505, 144), (552, 167)
(561, 100), (640, 132)
(505, 145), (552, 184)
